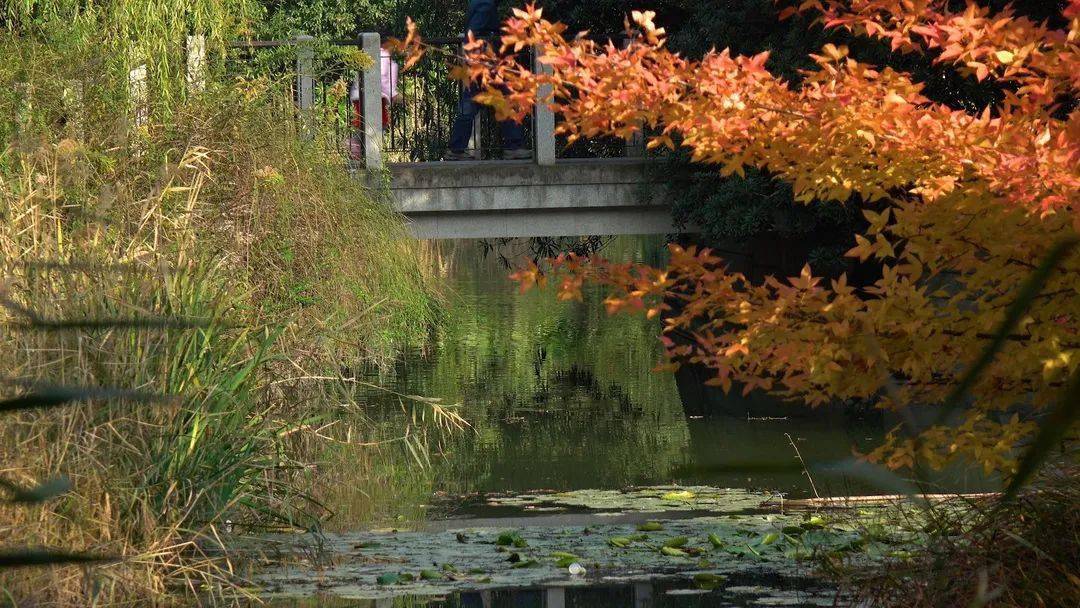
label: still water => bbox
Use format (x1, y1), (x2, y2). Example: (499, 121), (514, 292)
(264, 237), (988, 606)
(337, 237), (991, 520)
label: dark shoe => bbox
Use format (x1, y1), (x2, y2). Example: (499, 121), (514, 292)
(444, 150), (475, 161)
(503, 148), (533, 160)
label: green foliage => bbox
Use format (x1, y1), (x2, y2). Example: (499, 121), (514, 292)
(257, 0), (464, 39)
(656, 160), (862, 278)
(4, 0), (261, 112)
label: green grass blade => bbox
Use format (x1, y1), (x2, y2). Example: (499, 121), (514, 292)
(0, 550), (111, 568)
(0, 385), (175, 413)
(0, 476), (71, 503)
(935, 236), (1078, 426)
(1003, 366), (1080, 501)
(8, 318), (214, 330)
(818, 458), (921, 499)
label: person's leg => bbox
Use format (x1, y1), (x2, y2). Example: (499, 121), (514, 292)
(500, 117), (532, 159)
(449, 85), (481, 153)
(499, 118), (524, 150)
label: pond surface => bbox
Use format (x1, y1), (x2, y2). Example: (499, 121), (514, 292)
(252, 486), (890, 606)
(257, 237), (990, 605)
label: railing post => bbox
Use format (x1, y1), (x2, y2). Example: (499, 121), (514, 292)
(471, 108), (484, 159)
(62, 81), (83, 139)
(534, 45), (556, 166)
(186, 34), (207, 93)
(626, 128), (646, 158)
(622, 38), (645, 158)
(295, 34), (314, 138)
(360, 32), (384, 170)
(14, 82), (31, 134)
(128, 59), (148, 130)
(634, 582), (652, 608)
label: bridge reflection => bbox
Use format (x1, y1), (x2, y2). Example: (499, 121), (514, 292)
(267, 573), (838, 607)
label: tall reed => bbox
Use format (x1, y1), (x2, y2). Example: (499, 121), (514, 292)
(0, 11), (443, 604)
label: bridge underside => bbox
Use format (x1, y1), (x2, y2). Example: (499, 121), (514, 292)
(403, 206), (680, 239)
(389, 158), (686, 239)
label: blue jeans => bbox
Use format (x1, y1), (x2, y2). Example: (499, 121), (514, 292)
(449, 84), (525, 152)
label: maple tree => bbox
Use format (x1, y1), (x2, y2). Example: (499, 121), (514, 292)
(394, 1), (1080, 475)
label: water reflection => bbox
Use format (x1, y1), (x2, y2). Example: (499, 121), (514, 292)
(337, 237), (984, 526)
(262, 238), (988, 606)
(266, 573), (836, 607)
(357, 238), (695, 497)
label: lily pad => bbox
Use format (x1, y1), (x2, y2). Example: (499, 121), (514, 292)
(554, 557), (577, 568)
(662, 536), (689, 548)
(495, 531), (520, 546)
(375, 573), (399, 585)
(242, 484), (924, 601)
(693, 572), (727, 590)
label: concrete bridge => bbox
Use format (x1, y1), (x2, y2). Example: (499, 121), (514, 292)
(389, 158), (676, 239)
(344, 33), (684, 240)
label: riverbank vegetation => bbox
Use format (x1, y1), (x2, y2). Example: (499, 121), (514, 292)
(0, 1), (441, 604)
(847, 464), (1079, 607)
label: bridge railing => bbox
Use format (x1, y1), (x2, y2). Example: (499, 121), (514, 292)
(219, 33), (646, 167)
(383, 37), (538, 163)
(224, 36), (367, 159)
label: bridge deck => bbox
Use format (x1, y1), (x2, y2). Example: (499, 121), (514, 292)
(388, 158), (683, 239)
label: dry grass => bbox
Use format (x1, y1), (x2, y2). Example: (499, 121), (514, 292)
(0, 25), (445, 606)
(849, 462), (1080, 608)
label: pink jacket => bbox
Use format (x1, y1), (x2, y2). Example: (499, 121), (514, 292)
(351, 49), (400, 103)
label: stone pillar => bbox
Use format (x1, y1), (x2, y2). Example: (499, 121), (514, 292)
(622, 39), (645, 158)
(295, 35), (314, 138)
(626, 128), (646, 158)
(186, 34), (206, 93)
(470, 86), (484, 158)
(62, 80), (83, 139)
(14, 82), (31, 134)
(534, 45), (556, 166)
(634, 582), (652, 607)
(360, 32), (384, 170)
(545, 587), (567, 608)
(128, 61), (148, 129)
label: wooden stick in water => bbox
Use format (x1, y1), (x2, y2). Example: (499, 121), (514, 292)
(761, 492), (1000, 509)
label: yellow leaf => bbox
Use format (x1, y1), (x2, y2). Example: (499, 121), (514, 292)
(884, 92), (907, 105)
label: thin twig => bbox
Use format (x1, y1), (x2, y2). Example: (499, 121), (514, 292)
(785, 432), (821, 500)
